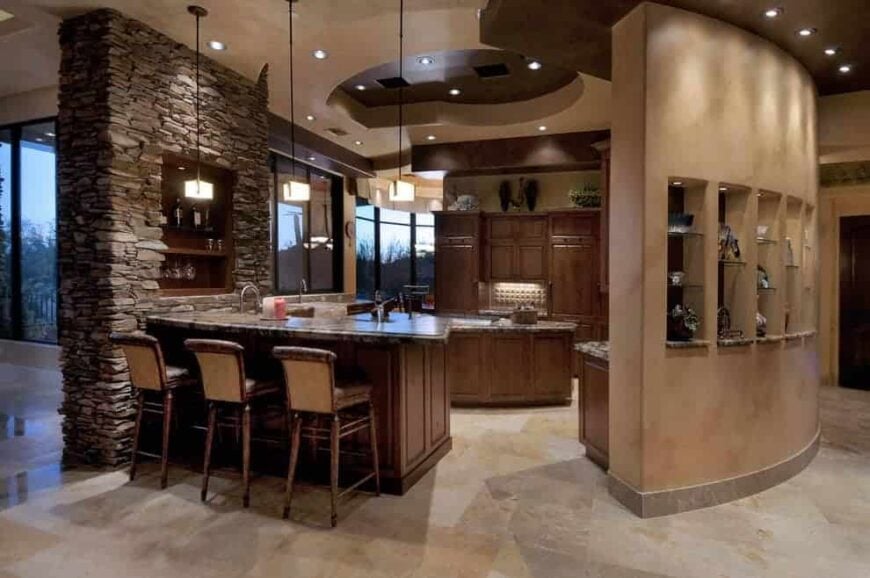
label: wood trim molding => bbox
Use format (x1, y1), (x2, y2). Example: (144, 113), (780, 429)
(608, 427), (820, 518)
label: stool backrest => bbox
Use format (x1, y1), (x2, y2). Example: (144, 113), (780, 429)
(273, 347), (336, 414)
(185, 339), (247, 403)
(110, 332), (166, 391)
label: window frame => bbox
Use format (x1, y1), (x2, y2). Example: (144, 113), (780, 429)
(271, 153), (345, 295)
(354, 199), (434, 299)
(0, 116), (58, 344)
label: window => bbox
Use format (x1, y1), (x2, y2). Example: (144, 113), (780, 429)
(354, 200), (435, 299)
(273, 154), (344, 294)
(0, 119), (58, 343)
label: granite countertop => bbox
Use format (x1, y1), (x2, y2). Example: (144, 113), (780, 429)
(575, 341), (609, 362)
(146, 312), (576, 344)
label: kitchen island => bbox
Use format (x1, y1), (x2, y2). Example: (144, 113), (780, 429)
(146, 310), (578, 492)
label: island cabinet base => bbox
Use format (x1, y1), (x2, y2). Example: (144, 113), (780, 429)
(147, 324), (450, 495)
(447, 330), (573, 407)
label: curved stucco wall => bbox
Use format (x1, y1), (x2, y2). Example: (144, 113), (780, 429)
(610, 3), (819, 506)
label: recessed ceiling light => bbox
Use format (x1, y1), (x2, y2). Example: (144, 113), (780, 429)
(824, 47), (840, 56)
(537, 125), (547, 132)
(46, 132), (55, 137)
(839, 64), (853, 74)
(417, 56), (435, 66)
(178, 166), (187, 171)
(797, 28), (816, 37)
(527, 60), (542, 71)
(448, 88), (461, 96)
(763, 7), (783, 19)
(306, 114), (316, 121)
(354, 84), (366, 91)
(208, 40), (226, 51)
(308, 156), (316, 162)
(0, 9), (14, 23)
(354, 140), (363, 146)
(426, 135), (436, 141)
(312, 49), (328, 60)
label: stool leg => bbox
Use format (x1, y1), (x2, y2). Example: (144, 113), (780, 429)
(129, 390), (144, 482)
(368, 402), (381, 496)
(283, 412), (303, 519)
(201, 402), (217, 502)
(242, 403), (251, 508)
(330, 414), (340, 528)
(160, 390), (174, 489)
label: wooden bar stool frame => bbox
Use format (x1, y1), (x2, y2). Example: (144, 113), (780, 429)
(186, 338), (280, 508)
(110, 332), (195, 489)
(274, 346), (380, 527)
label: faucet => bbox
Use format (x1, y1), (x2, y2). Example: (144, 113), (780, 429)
(298, 279), (308, 304)
(239, 283), (261, 314)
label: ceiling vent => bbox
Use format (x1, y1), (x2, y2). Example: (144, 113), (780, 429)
(326, 127), (349, 137)
(376, 76), (411, 89)
(473, 63), (510, 79)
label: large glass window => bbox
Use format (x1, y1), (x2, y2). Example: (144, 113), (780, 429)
(354, 200), (435, 300)
(273, 155), (343, 294)
(0, 119), (57, 343)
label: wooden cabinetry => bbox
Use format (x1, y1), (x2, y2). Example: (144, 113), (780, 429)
(485, 215), (548, 281)
(578, 351), (609, 469)
(434, 212), (481, 313)
(447, 330), (572, 406)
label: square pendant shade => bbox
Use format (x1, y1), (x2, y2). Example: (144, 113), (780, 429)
(283, 179), (311, 202)
(184, 179), (214, 200)
(389, 179), (416, 202)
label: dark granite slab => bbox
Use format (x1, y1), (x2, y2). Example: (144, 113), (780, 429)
(145, 312), (576, 345)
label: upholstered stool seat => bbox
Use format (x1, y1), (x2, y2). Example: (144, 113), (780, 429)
(273, 346), (380, 527)
(186, 338), (282, 508)
(110, 332), (197, 489)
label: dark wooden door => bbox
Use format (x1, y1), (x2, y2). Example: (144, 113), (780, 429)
(840, 216), (870, 390)
(550, 242), (597, 317)
(435, 244), (478, 313)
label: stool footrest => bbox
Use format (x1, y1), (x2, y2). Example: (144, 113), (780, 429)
(338, 472), (377, 499)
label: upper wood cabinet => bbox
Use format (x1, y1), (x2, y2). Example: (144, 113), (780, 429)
(548, 211), (602, 321)
(485, 215), (548, 281)
(434, 212), (481, 313)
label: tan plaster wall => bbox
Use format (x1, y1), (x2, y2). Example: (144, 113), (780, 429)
(819, 185), (870, 387)
(611, 3), (819, 492)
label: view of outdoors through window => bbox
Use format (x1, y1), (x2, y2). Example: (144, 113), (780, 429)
(0, 121), (58, 343)
(355, 202), (435, 300)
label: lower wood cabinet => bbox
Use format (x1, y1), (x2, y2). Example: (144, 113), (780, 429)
(578, 351), (609, 469)
(448, 330), (572, 406)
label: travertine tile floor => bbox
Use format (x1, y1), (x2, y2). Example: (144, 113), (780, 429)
(1, 362), (869, 577)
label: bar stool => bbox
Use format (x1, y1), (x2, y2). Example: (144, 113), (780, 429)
(110, 332), (196, 489)
(273, 346), (380, 527)
(185, 339), (281, 507)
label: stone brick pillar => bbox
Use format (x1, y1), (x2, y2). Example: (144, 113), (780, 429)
(57, 9), (271, 465)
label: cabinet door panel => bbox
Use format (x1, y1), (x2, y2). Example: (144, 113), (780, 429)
(518, 217), (547, 240)
(447, 333), (487, 399)
(550, 214), (597, 238)
(517, 244), (546, 280)
(436, 245), (478, 312)
(489, 217), (516, 240)
(436, 213), (479, 240)
(490, 335), (531, 398)
(533, 334), (571, 398)
(489, 244), (515, 280)
(582, 357), (609, 467)
(550, 243), (596, 316)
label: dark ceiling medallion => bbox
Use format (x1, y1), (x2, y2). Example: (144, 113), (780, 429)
(377, 76), (411, 89)
(473, 63), (510, 78)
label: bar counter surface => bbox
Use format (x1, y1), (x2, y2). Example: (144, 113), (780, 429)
(145, 310), (576, 494)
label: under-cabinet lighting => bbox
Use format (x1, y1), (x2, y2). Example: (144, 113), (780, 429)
(185, 179), (214, 200)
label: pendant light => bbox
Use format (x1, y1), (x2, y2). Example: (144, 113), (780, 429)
(283, 0), (311, 202)
(389, 0), (416, 202)
(184, 6), (214, 200)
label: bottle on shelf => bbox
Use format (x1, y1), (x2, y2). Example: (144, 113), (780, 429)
(192, 203), (203, 229)
(172, 197), (184, 228)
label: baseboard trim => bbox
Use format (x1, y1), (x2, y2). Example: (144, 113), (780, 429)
(608, 427), (820, 518)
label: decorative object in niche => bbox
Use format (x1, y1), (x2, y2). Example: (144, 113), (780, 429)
(569, 183), (601, 208)
(757, 265), (770, 289)
(667, 304), (700, 341)
(668, 213), (694, 234)
(448, 194), (480, 212)
(717, 306), (744, 340)
(756, 225), (770, 240)
(668, 271), (685, 287)
(719, 224), (741, 261)
(756, 311), (767, 337)
(498, 180), (512, 212)
(523, 178), (539, 212)
(785, 237), (795, 266)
